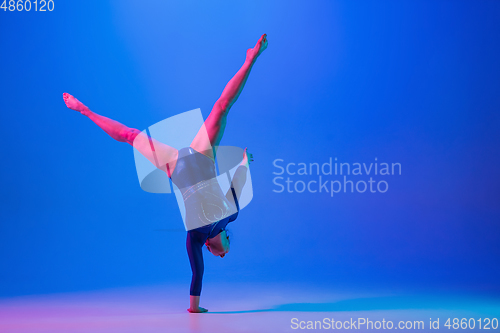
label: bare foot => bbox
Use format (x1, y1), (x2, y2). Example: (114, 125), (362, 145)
(246, 34), (268, 63)
(63, 92), (88, 113)
(187, 307), (208, 313)
(241, 147), (254, 168)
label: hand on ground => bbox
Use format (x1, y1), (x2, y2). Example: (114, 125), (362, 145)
(187, 307), (208, 313)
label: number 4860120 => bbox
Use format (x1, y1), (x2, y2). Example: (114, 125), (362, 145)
(1, 0), (55, 11)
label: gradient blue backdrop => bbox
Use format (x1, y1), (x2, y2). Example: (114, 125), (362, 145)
(1, 0), (499, 297)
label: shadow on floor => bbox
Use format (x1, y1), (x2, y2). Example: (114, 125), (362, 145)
(209, 295), (498, 314)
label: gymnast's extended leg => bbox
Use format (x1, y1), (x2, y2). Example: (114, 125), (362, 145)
(62, 93), (179, 175)
(190, 34), (268, 159)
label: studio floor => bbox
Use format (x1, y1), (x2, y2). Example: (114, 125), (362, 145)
(0, 283), (498, 333)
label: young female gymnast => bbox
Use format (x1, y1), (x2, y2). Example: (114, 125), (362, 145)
(62, 34), (268, 313)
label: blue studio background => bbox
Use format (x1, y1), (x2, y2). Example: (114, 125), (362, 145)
(1, 0), (499, 297)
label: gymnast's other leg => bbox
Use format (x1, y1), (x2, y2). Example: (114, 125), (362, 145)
(190, 34), (268, 160)
(62, 93), (178, 176)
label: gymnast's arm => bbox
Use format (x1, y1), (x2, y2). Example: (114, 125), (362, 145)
(225, 147), (253, 203)
(226, 165), (248, 204)
(186, 231), (208, 313)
